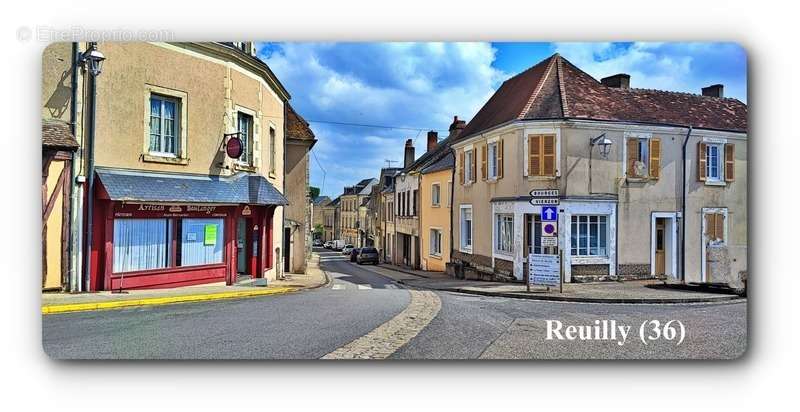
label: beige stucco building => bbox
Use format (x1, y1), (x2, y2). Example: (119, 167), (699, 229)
(284, 105), (316, 274)
(340, 178), (377, 247)
(42, 42), (308, 291)
(450, 54), (747, 288)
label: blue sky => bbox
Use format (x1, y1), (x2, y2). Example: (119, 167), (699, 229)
(257, 42), (747, 198)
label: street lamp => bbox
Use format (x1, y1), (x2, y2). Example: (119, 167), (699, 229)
(80, 43), (106, 76)
(590, 133), (613, 158)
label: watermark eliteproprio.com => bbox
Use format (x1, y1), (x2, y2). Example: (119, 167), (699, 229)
(17, 25), (174, 42)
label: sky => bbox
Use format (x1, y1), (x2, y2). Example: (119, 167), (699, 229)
(257, 42), (747, 198)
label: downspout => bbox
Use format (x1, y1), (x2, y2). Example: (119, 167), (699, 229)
(82, 42), (98, 292)
(680, 126), (693, 282)
(449, 150), (456, 278)
(280, 102), (288, 279)
(68, 42), (80, 292)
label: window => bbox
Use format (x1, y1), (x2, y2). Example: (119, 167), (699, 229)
(412, 189), (418, 215)
(460, 206), (473, 250)
(237, 112), (253, 165)
(706, 143), (722, 182)
(431, 184), (441, 207)
(487, 142), (498, 179)
(495, 214), (514, 254)
(527, 134), (556, 177)
(446, 182), (452, 208)
(113, 219), (171, 273)
(430, 228), (442, 256)
(149, 95), (179, 157)
(528, 214), (557, 255)
(269, 127), (276, 174)
(570, 215), (608, 257)
(181, 218), (224, 266)
(626, 137), (661, 179)
(465, 149), (474, 183)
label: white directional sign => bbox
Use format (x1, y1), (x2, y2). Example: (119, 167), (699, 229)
(528, 253), (561, 286)
(541, 206), (558, 221)
(529, 189), (560, 206)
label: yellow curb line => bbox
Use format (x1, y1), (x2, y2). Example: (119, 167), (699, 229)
(41, 287), (298, 315)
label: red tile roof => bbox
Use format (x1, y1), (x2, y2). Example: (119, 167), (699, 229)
(458, 54), (747, 140)
(42, 119), (79, 150)
(286, 103), (316, 142)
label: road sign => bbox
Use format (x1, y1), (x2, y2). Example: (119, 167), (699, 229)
(541, 206), (558, 221)
(528, 253), (560, 287)
(530, 189), (559, 197)
(529, 189), (560, 206)
(541, 222), (557, 237)
(540, 236), (558, 247)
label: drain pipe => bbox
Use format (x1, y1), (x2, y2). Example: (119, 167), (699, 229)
(68, 42), (80, 292)
(82, 43), (99, 292)
(680, 126), (693, 282)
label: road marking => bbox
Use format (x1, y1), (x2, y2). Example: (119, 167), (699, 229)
(321, 290), (442, 359)
(357, 284), (372, 290)
(332, 284), (345, 290)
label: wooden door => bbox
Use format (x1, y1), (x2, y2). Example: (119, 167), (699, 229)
(655, 218), (666, 276)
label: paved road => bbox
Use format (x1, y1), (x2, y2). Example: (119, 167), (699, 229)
(42, 248), (747, 359)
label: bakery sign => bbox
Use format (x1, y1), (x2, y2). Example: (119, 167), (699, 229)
(114, 203), (227, 218)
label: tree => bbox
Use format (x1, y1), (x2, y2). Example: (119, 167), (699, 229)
(309, 186), (320, 200)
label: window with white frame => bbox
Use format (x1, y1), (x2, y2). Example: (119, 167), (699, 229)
(460, 206), (472, 250)
(429, 228), (442, 256)
(706, 143), (723, 182)
(495, 214), (514, 253)
(149, 95), (179, 157)
(465, 149), (474, 183)
(237, 112), (253, 165)
(431, 183), (441, 207)
(570, 215), (608, 257)
(269, 127), (277, 174)
(487, 142), (498, 179)
(446, 182), (452, 208)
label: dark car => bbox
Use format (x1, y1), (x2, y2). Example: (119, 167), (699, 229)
(356, 247), (379, 265)
(349, 248), (361, 262)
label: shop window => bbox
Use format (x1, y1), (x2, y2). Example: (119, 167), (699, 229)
(570, 215), (608, 257)
(181, 218), (224, 266)
(495, 214), (514, 254)
(149, 95), (179, 157)
(113, 219), (171, 273)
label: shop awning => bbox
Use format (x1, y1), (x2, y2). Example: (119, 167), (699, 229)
(96, 168), (289, 206)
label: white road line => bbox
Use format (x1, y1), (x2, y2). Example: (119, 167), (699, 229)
(331, 284), (345, 290)
(357, 284), (372, 290)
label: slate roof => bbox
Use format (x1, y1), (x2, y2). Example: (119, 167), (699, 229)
(457, 53), (748, 140)
(42, 119), (79, 150)
(421, 151), (454, 174)
(286, 103), (316, 143)
(96, 168), (288, 206)
(313, 196), (331, 206)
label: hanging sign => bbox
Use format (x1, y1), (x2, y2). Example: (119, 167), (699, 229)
(226, 134), (244, 159)
(204, 224), (218, 246)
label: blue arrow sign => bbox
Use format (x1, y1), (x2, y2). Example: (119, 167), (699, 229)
(542, 206), (558, 221)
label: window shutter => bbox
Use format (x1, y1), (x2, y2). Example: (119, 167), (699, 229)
(542, 135), (556, 176)
(459, 150), (464, 185)
(470, 149), (477, 183)
(497, 139), (504, 179)
(724, 143), (735, 182)
(649, 138), (661, 179)
(697, 142), (707, 181)
(481, 144), (487, 180)
(714, 213), (725, 242)
(528, 135), (540, 176)
(626, 138), (639, 177)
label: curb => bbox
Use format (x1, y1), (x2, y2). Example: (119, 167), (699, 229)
(41, 287), (298, 315)
(396, 281), (745, 304)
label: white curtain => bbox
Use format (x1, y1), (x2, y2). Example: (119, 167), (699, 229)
(113, 219), (170, 273)
(181, 218), (224, 266)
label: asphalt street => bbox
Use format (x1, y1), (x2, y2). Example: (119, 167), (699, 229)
(42, 248), (747, 359)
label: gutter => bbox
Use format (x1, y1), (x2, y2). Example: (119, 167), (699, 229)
(83, 42), (98, 292)
(680, 126), (694, 282)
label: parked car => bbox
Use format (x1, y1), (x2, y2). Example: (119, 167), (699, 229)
(341, 244), (354, 255)
(323, 241), (332, 249)
(313, 239), (323, 247)
(350, 248), (361, 262)
(356, 247), (379, 265)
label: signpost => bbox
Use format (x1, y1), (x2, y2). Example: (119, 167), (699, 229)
(527, 252), (563, 292)
(527, 189), (562, 292)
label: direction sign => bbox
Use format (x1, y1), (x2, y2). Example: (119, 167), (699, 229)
(541, 222), (557, 237)
(529, 189), (560, 206)
(529, 189), (559, 197)
(541, 206), (558, 221)
(528, 253), (561, 286)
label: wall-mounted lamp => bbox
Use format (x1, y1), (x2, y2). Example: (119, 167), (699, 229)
(590, 133), (613, 158)
(80, 43), (106, 77)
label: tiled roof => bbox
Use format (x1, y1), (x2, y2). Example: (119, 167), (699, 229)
(286, 103), (316, 142)
(458, 54), (748, 140)
(313, 196), (331, 206)
(42, 119), (79, 150)
(96, 168), (288, 206)
(421, 151), (454, 174)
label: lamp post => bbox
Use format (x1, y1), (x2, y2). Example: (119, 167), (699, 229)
(588, 133), (613, 194)
(81, 42), (105, 292)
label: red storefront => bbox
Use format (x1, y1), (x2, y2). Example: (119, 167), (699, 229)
(89, 168), (287, 291)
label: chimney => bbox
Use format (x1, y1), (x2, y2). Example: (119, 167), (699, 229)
(426, 131), (438, 152)
(702, 84), (724, 98)
(404, 139), (415, 168)
(601, 73), (631, 89)
(448, 115), (466, 138)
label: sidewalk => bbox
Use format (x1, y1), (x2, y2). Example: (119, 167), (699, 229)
(363, 263), (744, 304)
(42, 253), (329, 315)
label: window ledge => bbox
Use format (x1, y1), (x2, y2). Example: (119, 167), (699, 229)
(494, 250), (514, 259)
(704, 180), (727, 187)
(429, 254), (442, 260)
(234, 164), (257, 173)
(142, 154), (188, 165)
(268, 171), (277, 179)
(459, 247), (473, 254)
(625, 176), (650, 184)
(431, 204), (441, 208)
(527, 175), (557, 182)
